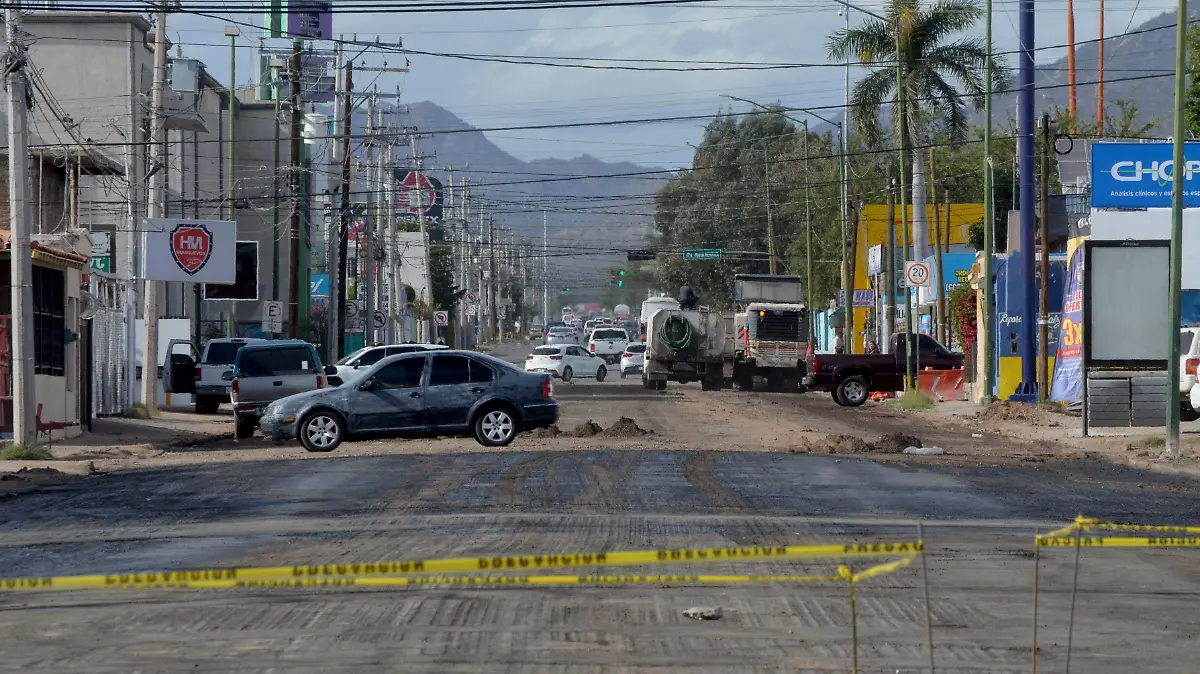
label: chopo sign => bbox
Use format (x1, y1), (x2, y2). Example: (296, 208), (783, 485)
(170, 224), (213, 275)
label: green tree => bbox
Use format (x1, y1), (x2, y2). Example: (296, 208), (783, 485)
(828, 0), (1009, 263)
(1185, 24), (1200, 138)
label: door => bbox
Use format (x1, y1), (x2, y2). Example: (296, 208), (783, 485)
(566, 346), (594, 377)
(351, 356), (427, 432)
(424, 354), (494, 429)
(163, 339), (199, 394)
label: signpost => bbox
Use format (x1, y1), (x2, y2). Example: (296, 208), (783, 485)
(344, 300), (364, 332)
(683, 249), (722, 261)
(372, 310), (387, 331)
(905, 261), (932, 288)
(262, 301), (284, 334)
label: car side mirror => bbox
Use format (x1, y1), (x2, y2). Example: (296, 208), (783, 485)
(221, 370), (234, 381)
(327, 375), (344, 387)
(324, 365), (337, 375)
(358, 378), (376, 391)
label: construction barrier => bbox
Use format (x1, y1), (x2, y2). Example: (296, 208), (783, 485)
(917, 366), (968, 402)
(0, 540), (924, 592)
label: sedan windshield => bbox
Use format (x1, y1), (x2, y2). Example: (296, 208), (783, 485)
(335, 347), (369, 366)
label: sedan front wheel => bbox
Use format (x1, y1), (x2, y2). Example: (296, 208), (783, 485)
(299, 410), (344, 452)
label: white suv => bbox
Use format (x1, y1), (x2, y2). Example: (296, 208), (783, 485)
(588, 327), (630, 365)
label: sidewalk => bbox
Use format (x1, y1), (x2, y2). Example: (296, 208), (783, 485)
(48, 411), (233, 460)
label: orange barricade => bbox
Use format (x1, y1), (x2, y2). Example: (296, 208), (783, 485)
(917, 367), (967, 402)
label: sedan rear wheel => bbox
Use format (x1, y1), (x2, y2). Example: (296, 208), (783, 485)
(299, 411), (343, 452)
(562, 366), (573, 382)
(475, 407), (518, 447)
(596, 365), (607, 382)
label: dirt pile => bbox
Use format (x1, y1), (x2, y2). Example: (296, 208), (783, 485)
(601, 417), (651, 438)
(528, 425), (562, 439)
(796, 433), (924, 455)
(872, 433), (923, 453)
(978, 400), (1060, 424)
(566, 420), (604, 437)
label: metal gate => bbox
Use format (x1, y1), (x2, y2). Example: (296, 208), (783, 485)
(87, 273), (128, 417)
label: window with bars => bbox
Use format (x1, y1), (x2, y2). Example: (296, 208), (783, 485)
(33, 265), (65, 376)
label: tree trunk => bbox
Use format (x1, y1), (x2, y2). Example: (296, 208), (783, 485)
(910, 131), (930, 262)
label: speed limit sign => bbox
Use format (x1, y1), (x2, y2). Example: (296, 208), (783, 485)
(905, 261), (932, 288)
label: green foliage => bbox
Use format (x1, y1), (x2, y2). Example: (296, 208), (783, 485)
(1188, 25), (1200, 139)
(895, 389), (935, 410)
(0, 444), (54, 460)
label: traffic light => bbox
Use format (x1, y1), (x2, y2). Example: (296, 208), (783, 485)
(619, 269), (627, 276)
(618, 279), (624, 288)
(562, 286), (571, 292)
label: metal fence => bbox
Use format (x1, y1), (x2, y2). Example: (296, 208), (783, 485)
(87, 273), (128, 417)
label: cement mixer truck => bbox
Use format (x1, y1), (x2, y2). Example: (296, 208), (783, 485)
(642, 307), (731, 390)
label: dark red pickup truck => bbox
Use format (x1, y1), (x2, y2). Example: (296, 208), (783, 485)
(805, 334), (963, 406)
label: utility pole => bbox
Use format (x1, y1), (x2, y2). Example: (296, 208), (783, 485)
(542, 211), (548, 325)
(895, 15), (916, 389)
(1016, 0), (1037, 398)
(884, 179), (897, 354)
(488, 215), (498, 341)
(411, 133), (433, 342)
(941, 188), (952, 345)
(271, 40), (282, 306)
(930, 147), (944, 344)
(764, 149), (775, 274)
(803, 121), (814, 340)
(363, 93), (377, 345)
(141, 1), (169, 414)
(287, 40), (303, 339)
(1038, 113), (1052, 403)
(326, 39), (342, 353)
(983, 0), (996, 402)
(6, 4), (35, 444)
(336, 57), (353, 358)
(226, 25), (239, 340)
(1166, 0), (1187, 459)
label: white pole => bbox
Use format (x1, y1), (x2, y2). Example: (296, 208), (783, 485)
(412, 134), (433, 342)
(6, 4), (37, 445)
(124, 21), (139, 412)
(141, 1), (168, 413)
(542, 211), (548, 326)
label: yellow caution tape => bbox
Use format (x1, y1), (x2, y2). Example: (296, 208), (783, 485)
(1088, 522), (1200, 535)
(0, 540), (924, 592)
(1036, 535), (1200, 548)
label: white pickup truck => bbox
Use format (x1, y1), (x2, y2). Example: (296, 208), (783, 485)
(1181, 328), (1200, 421)
(163, 337), (267, 414)
(588, 327), (630, 365)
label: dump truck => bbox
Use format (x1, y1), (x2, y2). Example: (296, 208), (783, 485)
(643, 307), (731, 390)
(725, 274), (810, 392)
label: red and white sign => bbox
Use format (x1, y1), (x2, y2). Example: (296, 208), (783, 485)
(395, 171), (436, 215)
(905, 261), (932, 288)
(169, 224), (213, 275)
(143, 219), (236, 283)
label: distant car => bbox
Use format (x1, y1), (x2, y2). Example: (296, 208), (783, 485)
(332, 343), (448, 381)
(588, 327), (631, 365)
(258, 350), (558, 451)
(525, 344), (607, 382)
(226, 341), (334, 439)
(545, 326), (577, 346)
(620, 342), (646, 379)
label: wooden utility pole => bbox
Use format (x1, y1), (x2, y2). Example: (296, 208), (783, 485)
(287, 40), (303, 339)
(336, 58), (353, 358)
(141, 1), (169, 414)
(6, 3), (36, 443)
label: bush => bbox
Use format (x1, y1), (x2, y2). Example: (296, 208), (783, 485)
(896, 389), (935, 411)
(0, 444), (55, 460)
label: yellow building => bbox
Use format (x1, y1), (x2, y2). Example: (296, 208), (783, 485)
(848, 204), (984, 352)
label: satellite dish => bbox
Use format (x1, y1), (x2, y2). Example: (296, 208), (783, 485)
(80, 291), (100, 320)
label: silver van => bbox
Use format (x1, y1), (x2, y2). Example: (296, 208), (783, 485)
(225, 341), (335, 438)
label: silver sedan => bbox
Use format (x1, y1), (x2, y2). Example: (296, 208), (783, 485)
(545, 328), (577, 346)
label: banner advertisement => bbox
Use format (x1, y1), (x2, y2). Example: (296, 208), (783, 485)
(1090, 141), (1200, 208)
(1050, 245), (1084, 402)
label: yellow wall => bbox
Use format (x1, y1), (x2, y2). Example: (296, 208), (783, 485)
(848, 204), (985, 352)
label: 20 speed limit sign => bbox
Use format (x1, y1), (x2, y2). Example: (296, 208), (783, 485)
(904, 261), (932, 288)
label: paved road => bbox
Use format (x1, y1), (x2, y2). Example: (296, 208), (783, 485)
(0, 348), (1197, 672)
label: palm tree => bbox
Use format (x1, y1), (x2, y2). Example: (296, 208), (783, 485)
(828, 0), (1009, 261)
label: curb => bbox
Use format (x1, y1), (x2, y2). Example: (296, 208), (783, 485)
(1116, 455), (1200, 479)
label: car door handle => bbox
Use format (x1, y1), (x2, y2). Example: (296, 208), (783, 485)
(409, 392), (422, 398)
(272, 381), (283, 387)
(471, 387), (486, 394)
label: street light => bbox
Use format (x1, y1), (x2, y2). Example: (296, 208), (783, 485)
(721, 94), (844, 340)
(830, 0), (917, 387)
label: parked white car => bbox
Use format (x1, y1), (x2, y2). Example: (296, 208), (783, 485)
(587, 327), (630, 365)
(331, 343), (448, 381)
(526, 344), (608, 382)
(619, 342), (646, 379)
(1180, 328), (1200, 421)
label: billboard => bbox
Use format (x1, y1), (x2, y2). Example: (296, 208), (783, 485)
(394, 171), (443, 221)
(1090, 141), (1200, 209)
(203, 242), (260, 301)
(287, 0), (332, 40)
(142, 219), (236, 283)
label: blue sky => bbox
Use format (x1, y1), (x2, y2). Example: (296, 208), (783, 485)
(171, 0), (1173, 168)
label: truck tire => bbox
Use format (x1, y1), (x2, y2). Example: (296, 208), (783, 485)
(1182, 404), (1200, 422)
(655, 379), (667, 391)
(235, 416), (256, 439)
(195, 396), (220, 415)
(835, 375), (870, 407)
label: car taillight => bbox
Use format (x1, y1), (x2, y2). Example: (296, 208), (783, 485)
(1188, 358), (1199, 376)
(550, 355), (562, 360)
(589, 343), (596, 352)
(317, 375), (325, 390)
(622, 352), (632, 358)
(812, 356), (819, 372)
(231, 378), (238, 394)
(527, 355), (534, 360)
(194, 366), (201, 381)
(542, 378), (553, 398)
